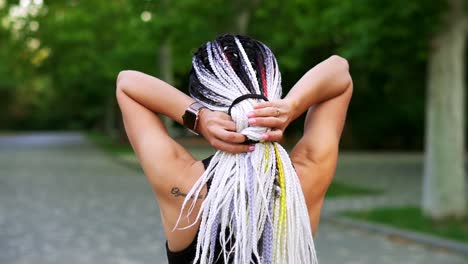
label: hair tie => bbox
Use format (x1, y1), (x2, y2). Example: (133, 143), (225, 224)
(227, 94), (269, 116)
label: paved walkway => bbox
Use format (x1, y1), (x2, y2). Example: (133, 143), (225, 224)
(0, 132), (466, 264)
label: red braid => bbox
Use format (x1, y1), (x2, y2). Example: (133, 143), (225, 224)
(258, 58), (268, 96)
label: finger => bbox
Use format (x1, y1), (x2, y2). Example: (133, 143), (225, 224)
(262, 130), (283, 142)
(211, 139), (254, 154)
(253, 101), (274, 109)
(248, 117), (282, 128)
(218, 120), (236, 131)
(251, 107), (281, 118)
(215, 129), (247, 144)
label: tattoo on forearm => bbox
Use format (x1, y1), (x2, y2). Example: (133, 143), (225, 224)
(171, 187), (204, 200)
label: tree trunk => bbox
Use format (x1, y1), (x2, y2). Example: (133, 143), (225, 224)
(104, 96), (118, 139)
(423, 0), (467, 219)
(234, 0), (259, 34)
(158, 38), (176, 136)
(236, 9), (250, 35)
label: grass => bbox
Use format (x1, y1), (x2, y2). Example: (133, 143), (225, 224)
(326, 181), (381, 198)
(86, 131), (134, 155)
(344, 207), (468, 244)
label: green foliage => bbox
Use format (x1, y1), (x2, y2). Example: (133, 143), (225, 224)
(0, 1), (41, 127)
(32, 1), (142, 128)
(0, 0), (450, 149)
(329, 0), (445, 149)
(345, 207), (468, 243)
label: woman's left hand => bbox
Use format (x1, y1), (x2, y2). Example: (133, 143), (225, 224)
(197, 108), (253, 153)
(247, 98), (295, 142)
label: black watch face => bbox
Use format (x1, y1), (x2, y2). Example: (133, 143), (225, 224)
(183, 111), (197, 130)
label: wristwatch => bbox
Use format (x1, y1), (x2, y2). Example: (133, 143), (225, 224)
(182, 102), (206, 135)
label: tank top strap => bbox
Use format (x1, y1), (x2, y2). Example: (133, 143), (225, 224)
(202, 154), (214, 191)
(202, 154), (214, 170)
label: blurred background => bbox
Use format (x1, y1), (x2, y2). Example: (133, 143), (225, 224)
(0, 0), (467, 263)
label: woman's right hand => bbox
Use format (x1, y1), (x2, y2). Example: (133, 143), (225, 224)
(247, 98), (296, 142)
(197, 109), (255, 154)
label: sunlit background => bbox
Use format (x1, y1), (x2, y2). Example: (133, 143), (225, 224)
(0, 0), (467, 263)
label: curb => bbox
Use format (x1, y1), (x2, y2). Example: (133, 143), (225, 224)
(324, 214), (468, 257)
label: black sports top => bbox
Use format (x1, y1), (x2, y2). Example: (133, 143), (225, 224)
(165, 155), (227, 264)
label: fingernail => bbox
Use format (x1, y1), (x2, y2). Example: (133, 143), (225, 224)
(248, 118), (256, 124)
(261, 134), (268, 140)
(247, 112), (255, 118)
(249, 145), (255, 151)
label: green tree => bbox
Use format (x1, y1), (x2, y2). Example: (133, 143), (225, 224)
(251, 0), (444, 146)
(0, 1), (44, 128)
(31, 1), (152, 131)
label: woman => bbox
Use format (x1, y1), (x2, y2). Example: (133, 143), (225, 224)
(116, 34), (352, 264)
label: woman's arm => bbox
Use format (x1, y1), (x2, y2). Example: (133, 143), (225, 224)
(248, 55), (351, 141)
(116, 69), (261, 199)
(117, 70), (251, 153)
(117, 70), (193, 124)
(285, 55), (352, 121)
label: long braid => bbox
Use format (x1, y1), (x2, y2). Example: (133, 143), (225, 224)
(175, 34), (318, 264)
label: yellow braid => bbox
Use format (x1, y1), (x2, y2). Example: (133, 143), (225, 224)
(264, 143), (270, 173)
(274, 143), (287, 257)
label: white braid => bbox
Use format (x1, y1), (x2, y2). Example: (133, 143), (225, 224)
(175, 36), (318, 264)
